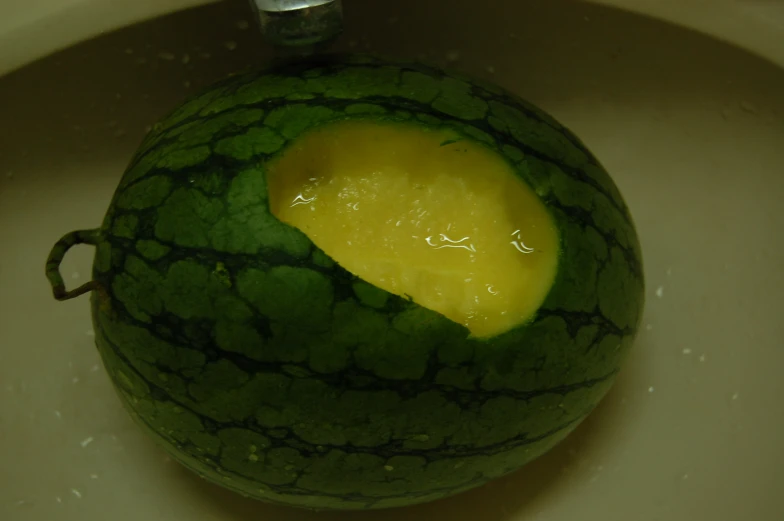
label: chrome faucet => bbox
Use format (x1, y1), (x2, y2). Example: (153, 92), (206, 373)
(249, 0), (343, 50)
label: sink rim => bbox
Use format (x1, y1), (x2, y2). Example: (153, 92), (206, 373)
(1, 0), (784, 77)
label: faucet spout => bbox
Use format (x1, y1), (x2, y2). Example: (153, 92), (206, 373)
(250, 0), (343, 49)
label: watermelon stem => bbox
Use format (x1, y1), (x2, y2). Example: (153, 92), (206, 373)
(45, 229), (103, 301)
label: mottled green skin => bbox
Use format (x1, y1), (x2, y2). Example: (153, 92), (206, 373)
(89, 54), (644, 510)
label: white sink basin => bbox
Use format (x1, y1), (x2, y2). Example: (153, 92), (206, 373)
(1, 1), (782, 520)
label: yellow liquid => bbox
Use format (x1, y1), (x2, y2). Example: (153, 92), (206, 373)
(267, 120), (559, 338)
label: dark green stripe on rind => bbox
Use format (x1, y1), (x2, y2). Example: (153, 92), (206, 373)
(90, 54), (644, 510)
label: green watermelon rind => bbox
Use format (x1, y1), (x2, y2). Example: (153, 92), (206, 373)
(89, 54), (644, 510)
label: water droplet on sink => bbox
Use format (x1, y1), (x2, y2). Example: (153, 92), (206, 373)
(740, 100), (757, 114)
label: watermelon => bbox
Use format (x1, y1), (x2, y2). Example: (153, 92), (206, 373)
(45, 54), (644, 510)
